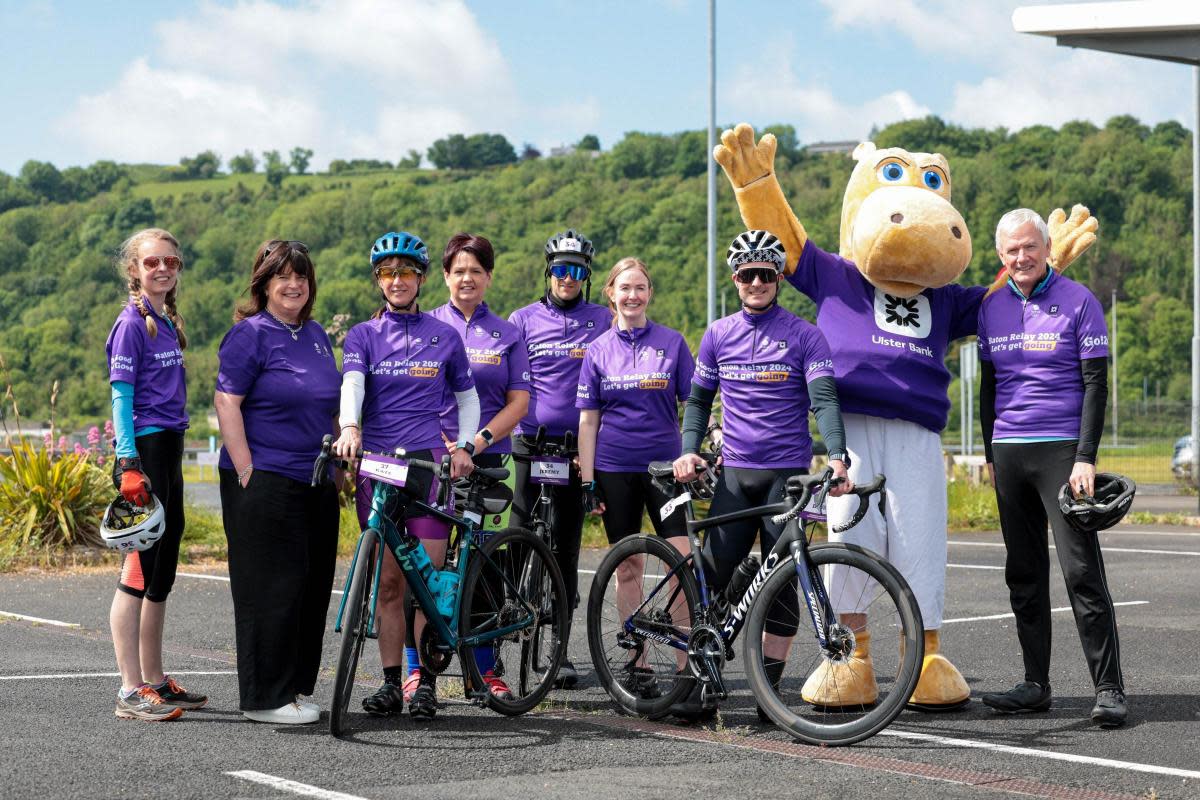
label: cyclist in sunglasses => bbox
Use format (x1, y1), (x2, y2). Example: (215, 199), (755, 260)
(508, 228), (613, 688)
(334, 231), (480, 720)
(105, 227), (207, 721)
(673, 229), (851, 719)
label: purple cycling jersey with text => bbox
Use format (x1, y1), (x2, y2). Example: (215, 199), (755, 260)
(106, 299), (189, 432)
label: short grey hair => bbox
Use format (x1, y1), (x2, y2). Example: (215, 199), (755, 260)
(995, 208), (1049, 250)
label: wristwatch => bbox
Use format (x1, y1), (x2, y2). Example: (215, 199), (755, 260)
(458, 440), (476, 456)
(828, 452), (852, 468)
(479, 428), (494, 446)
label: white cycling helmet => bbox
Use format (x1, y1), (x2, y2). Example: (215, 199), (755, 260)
(100, 495), (166, 553)
(727, 229), (787, 273)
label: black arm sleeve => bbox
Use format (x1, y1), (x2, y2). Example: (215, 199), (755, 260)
(681, 383), (716, 455)
(1076, 357), (1108, 464)
(980, 358), (996, 463)
(807, 376), (847, 459)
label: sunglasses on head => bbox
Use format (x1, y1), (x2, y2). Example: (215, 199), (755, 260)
(548, 262), (590, 281)
(141, 255), (182, 270)
(375, 265), (423, 282)
(733, 267), (779, 285)
(264, 240), (309, 258)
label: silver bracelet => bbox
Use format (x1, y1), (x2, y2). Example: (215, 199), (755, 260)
(238, 464), (254, 484)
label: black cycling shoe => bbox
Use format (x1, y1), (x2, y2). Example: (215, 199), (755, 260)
(981, 681), (1052, 713)
(669, 671), (718, 721)
(554, 659), (579, 689)
(1091, 689), (1127, 728)
(362, 681), (405, 717)
(408, 673), (438, 722)
(619, 666), (661, 701)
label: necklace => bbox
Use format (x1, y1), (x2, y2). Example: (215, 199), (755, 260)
(266, 309), (303, 340)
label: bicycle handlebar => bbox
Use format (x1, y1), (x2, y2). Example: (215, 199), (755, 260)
(768, 469), (887, 533)
(512, 424), (579, 461)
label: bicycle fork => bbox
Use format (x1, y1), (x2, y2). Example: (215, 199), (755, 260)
(788, 537), (839, 653)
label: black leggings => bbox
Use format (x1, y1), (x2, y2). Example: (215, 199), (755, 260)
(993, 441), (1124, 692)
(117, 430), (185, 602)
(595, 469), (687, 544)
(510, 437), (584, 614)
(701, 465), (807, 636)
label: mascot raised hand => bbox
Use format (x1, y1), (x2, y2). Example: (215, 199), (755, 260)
(715, 123), (1095, 710)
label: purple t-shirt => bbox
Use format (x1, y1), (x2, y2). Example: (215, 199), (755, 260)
(693, 304), (835, 469)
(105, 300), (188, 432)
(978, 271), (1109, 440)
(342, 311), (474, 452)
(215, 313), (341, 483)
(510, 298), (613, 437)
(430, 301), (530, 455)
(576, 321), (695, 472)
(786, 242), (985, 433)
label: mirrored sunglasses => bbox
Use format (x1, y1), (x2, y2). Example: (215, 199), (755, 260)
(548, 262), (590, 281)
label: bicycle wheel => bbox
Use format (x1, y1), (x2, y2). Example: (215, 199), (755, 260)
(743, 542), (923, 746)
(586, 534), (699, 718)
(460, 528), (567, 716)
(330, 529), (379, 738)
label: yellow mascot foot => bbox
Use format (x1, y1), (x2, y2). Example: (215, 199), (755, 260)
(908, 630), (970, 712)
(801, 631), (878, 707)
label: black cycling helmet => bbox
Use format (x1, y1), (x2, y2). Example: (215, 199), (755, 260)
(1057, 472), (1136, 533)
(544, 229), (594, 268)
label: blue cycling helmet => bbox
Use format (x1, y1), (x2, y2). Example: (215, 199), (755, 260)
(370, 231), (429, 270)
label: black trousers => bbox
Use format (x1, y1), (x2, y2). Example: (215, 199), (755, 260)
(993, 441), (1124, 692)
(118, 430), (185, 601)
(220, 468), (339, 710)
(510, 436), (584, 616)
(595, 469), (687, 544)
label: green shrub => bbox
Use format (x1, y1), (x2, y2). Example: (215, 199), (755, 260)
(946, 476), (1000, 531)
(0, 442), (110, 560)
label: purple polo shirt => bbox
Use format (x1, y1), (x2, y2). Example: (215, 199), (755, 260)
(693, 304), (835, 470)
(510, 298), (612, 437)
(786, 242), (985, 433)
(576, 321), (695, 472)
(430, 301), (530, 455)
(105, 300), (188, 432)
(978, 270), (1109, 440)
(216, 313), (341, 483)
(342, 311), (474, 452)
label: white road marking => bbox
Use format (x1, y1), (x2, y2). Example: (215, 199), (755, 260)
(227, 770), (367, 800)
(0, 611), (80, 628)
(946, 563), (1003, 570)
(948, 540), (1200, 557)
(179, 572), (342, 595)
(0, 670), (236, 681)
(1109, 528), (1200, 537)
(880, 728), (1200, 780)
(944, 600), (1148, 625)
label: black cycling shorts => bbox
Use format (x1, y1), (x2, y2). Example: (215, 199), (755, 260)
(117, 430), (185, 602)
(595, 469), (687, 545)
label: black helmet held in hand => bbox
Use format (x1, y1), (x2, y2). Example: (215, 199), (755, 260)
(1057, 473), (1136, 533)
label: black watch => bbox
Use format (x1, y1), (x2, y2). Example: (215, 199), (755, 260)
(828, 452), (851, 469)
(479, 428), (494, 446)
(459, 440), (476, 456)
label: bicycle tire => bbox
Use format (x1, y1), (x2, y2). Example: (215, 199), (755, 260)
(743, 542), (923, 746)
(329, 529), (378, 738)
(460, 528), (567, 716)
(586, 534), (700, 718)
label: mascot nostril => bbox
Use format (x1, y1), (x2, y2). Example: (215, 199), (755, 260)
(951, 226), (962, 240)
(890, 213), (904, 224)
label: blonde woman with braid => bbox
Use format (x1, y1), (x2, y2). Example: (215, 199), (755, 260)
(104, 228), (206, 721)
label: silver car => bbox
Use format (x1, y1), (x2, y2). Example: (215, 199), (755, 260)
(1171, 435), (1194, 482)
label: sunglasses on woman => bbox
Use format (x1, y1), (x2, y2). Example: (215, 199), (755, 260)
(548, 263), (590, 281)
(733, 267), (779, 285)
(263, 240), (309, 258)
(141, 255), (182, 270)
(375, 265), (423, 282)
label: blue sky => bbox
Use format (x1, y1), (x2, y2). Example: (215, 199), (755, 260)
(0, 0), (1192, 174)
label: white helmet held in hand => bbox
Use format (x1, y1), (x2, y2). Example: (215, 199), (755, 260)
(100, 495), (166, 553)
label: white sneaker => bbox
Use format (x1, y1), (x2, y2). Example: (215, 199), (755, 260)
(243, 702), (319, 725)
(296, 694), (320, 714)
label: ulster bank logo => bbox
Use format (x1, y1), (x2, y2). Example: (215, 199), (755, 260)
(873, 290), (931, 339)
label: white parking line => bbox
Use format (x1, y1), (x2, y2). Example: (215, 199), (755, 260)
(227, 770), (367, 800)
(944, 600), (1148, 625)
(946, 563), (1003, 570)
(880, 728), (1200, 780)
(1109, 528), (1200, 537)
(179, 572), (342, 595)
(0, 611), (80, 628)
(948, 540), (1200, 557)
(0, 670), (236, 681)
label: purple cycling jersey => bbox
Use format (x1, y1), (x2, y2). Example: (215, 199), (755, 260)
(215, 312), (341, 483)
(576, 321), (694, 472)
(510, 298), (612, 437)
(694, 304), (834, 469)
(342, 310), (474, 452)
(786, 242), (985, 433)
(978, 269), (1109, 440)
(105, 299), (188, 432)
(430, 301), (530, 454)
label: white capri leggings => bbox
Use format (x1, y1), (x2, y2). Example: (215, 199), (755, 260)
(825, 413), (947, 629)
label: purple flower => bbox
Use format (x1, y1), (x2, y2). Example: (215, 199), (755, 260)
(58, 435), (68, 453)
(104, 420), (115, 439)
(43, 432), (53, 451)
(87, 426), (101, 446)
(74, 442), (85, 456)
(96, 454), (106, 467)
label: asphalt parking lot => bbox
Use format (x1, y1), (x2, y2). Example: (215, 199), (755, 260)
(2, 523), (1199, 800)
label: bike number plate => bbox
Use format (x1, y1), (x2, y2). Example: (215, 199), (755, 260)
(530, 457), (569, 485)
(660, 491), (691, 520)
(359, 453), (408, 487)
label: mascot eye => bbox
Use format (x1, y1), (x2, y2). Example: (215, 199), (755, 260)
(923, 170), (943, 190)
(879, 163), (906, 182)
